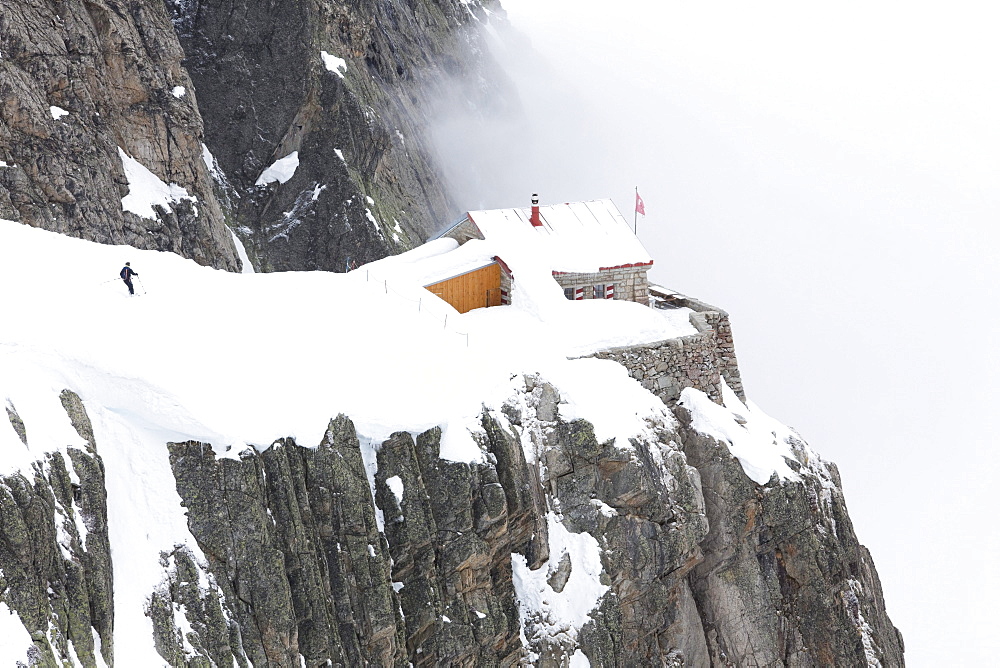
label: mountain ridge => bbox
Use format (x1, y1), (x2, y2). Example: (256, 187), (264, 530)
(0, 220), (903, 665)
(0, 0), (903, 664)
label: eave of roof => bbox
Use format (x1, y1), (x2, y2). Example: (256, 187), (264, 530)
(551, 260), (654, 274)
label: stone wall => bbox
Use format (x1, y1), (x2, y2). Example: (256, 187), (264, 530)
(589, 295), (745, 405)
(553, 267), (649, 305)
(439, 217), (481, 245)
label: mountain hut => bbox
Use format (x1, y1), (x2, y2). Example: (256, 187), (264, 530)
(430, 196), (652, 312)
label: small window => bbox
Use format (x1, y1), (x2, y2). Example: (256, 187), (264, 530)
(564, 287), (574, 300)
(593, 284), (604, 299)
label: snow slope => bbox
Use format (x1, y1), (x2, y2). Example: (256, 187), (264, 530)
(0, 219), (799, 664)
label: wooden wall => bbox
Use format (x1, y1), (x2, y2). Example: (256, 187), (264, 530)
(425, 263), (502, 314)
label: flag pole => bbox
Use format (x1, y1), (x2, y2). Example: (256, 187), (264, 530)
(634, 186), (638, 234)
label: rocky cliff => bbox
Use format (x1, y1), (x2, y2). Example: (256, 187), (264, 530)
(0, 0), (904, 665)
(0, 0), (241, 270)
(166, 0), (506, 273)
(1, 367), (904, 666)
(1, 392), (114, 667)
(1, 0), (504, 273)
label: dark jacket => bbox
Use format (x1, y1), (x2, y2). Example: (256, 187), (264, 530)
(120, 266), (138, 280)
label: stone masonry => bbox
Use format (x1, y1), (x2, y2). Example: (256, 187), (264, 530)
(552, 267), (649, 305)
(439, 217), (481, 245)
(588, 294), (744, 405)
(438, 218), (651, 306)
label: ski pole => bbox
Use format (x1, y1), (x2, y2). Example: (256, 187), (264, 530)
(135, 277), (147, 295)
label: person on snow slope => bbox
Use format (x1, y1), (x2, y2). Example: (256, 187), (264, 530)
(120, 262), (139, 295)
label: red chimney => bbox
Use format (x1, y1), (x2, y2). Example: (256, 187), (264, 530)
(530, 193), (542, 227)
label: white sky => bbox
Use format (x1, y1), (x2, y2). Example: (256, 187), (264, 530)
(436, 0), (1000, 664)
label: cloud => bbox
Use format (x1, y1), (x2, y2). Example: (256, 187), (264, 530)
(429, 1), (1000, 664)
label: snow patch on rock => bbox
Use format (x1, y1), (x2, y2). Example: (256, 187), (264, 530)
(200, 143), (223, 182)
(118, 148), (196, 219)
(679, 380), (799, 485)
(255, 151), (299, 186)
(321, 51), (347, 78)
(512, 512), (607, 662)
(386, 475), (404, 504)
(0, 602), (33, 664)
(227, 226), (255, 274)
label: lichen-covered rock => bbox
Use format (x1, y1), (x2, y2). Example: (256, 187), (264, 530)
(0, 380), (903, 667)
(501, 381), (711, 666)
(147, 545), (250, 668)
(164, 414), (550, 667)
(166, 418), (408, 666)
(0, 391), (113, 667)
(374, 423), (547, 666)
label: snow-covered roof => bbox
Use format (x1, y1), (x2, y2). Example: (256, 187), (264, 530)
(362, 237), (502, 287)
(464, 199), (652, 274)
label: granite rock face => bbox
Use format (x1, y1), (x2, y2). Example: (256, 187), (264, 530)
(148, 375), (902, 667)
(0, 391), (113, 667)
(162, 413), (550, 667)
(678, 405), (904, 667)
(0, 374), (904, 667)
(0, 0), (241, 270)
(2, 0), (506, 274)
(167, 0), (507, 272)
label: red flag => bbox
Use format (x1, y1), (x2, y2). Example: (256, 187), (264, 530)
(635, 191), (646, 216)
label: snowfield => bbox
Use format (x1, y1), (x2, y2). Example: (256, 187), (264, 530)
(0, 219), (799, 665)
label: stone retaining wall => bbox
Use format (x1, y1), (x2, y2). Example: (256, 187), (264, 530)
(588, 295), (745, 405)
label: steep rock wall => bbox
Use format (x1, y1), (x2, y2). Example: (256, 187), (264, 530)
(1, 0), (508, 274)
(161, 413), (549, 667)
(678, 406), (904, 667)
(0, 391), (113, 667)
(0, 0), (241, 270)
(168, 0), (508, 272)
(150, 375), (902, 667)
(0, 373), (904, 667)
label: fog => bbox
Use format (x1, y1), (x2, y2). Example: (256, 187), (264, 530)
(431, 1), (999, 664)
